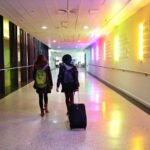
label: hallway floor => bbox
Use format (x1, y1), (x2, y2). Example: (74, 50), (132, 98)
(0, 68), (150, 150)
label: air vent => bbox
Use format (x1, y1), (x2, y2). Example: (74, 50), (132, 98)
(57, 9), (78, 14)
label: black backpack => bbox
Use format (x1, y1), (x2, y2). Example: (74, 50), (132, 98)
(63, 67), (74, 84)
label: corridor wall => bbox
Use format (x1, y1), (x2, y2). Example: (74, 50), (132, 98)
(85, 3), (150, 108)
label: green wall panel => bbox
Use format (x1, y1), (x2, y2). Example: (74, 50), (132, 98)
(4, 19), (11, 92)
(4, 39), (11, 89)
(0, 15), (5, 96)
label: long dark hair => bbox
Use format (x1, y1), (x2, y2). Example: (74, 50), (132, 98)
(34, 55), (47, 68)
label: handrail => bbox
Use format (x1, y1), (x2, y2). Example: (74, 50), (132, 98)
(0, 65), (34, 71)
(88, 64), (150, 76)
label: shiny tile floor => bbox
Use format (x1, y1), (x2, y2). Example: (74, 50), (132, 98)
(0, 68), (150, 150)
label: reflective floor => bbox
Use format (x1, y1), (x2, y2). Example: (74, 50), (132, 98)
(0, 68), (150, 150)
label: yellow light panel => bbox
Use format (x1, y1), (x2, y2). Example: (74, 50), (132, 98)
(4, 19), (9, 39)
(115, 36), (119, 61)
(139, 23), (143, 61)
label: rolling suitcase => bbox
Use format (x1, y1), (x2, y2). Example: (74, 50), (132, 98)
(68, 92), (87, 129)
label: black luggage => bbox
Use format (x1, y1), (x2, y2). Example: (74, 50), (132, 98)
(68, 103), (87, 129)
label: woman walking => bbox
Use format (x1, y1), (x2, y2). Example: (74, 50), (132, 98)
(33, 55), (53, 117)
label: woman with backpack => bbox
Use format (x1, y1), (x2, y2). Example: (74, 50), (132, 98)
(56, 54), (79, 115)
(33, 55), (53, 117)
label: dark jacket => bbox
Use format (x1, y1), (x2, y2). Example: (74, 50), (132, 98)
(33, 64), (53, 93)
(57, 63), (79, 92)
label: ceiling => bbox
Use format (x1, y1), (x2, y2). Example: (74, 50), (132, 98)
(0, 0), (150, 51)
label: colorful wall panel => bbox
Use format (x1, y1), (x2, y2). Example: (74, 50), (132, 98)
(9, 21), (18, 90)
(20, 28), (28, 84)
(0, 15), (5, 96)
(4, 18), (11, 94)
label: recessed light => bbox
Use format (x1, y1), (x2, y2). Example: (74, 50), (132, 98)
(52, 40), (56, 43)
(41, 26), (47, 29)
(83, 26), (89, 29)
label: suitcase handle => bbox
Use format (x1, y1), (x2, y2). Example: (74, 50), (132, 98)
(74, 91), (80, 103)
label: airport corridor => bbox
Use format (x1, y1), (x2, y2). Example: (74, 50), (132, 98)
(0, 68), (150, 150)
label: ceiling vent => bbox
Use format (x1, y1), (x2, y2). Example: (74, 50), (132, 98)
(58, 8), (78, 15)
(57, 0), (78, 15)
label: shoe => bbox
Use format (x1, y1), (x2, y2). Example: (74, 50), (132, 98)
(45, 109), (49, 113)
(44, 104), (49, 113)
(40, 110), (44, 117)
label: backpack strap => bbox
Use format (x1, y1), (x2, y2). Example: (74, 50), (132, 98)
(42, 64), (49, 70)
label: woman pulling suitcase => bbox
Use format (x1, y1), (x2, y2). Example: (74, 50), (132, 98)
(56, 54), (79, 115)
(56, 54), (87, 129)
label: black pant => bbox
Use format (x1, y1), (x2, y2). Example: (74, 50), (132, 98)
(65, 92), (74, 112)
(38, 93), (48, 111)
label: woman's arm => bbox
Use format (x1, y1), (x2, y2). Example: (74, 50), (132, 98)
(57, 65), (64, 88)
